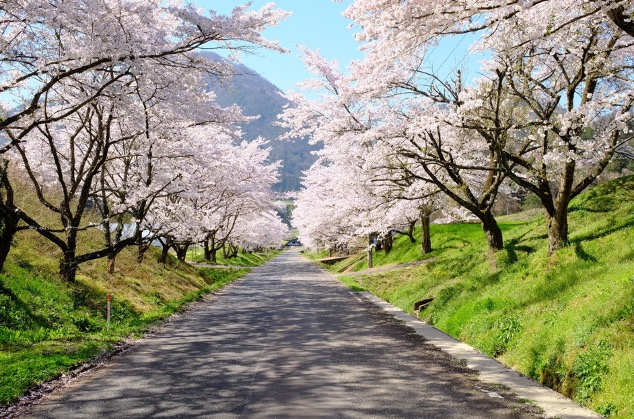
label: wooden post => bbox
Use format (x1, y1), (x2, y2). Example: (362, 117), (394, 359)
(106, 294), (111, 330)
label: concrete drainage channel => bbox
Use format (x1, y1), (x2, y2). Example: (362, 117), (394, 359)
(359, 291), (603, 419)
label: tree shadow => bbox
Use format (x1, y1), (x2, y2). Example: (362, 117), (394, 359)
(0, 276), (56, 330)
(574, 243), (596, 262)
(503, 232), (536, 264)
(570, 218), (634, 244)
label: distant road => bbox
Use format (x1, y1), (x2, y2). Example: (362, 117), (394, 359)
(25, 251), (538, 418)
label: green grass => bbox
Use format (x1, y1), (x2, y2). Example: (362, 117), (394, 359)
(302, 249), (330, 260)
(187, 247), (279, 267)
(329, 175), (634, 419)
(0, 230), (273, 406)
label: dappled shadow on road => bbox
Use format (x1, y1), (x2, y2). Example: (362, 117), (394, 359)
(25, 252), (538, 419)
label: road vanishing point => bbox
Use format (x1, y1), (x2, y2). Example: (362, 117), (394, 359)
(24, 251), (563, 418)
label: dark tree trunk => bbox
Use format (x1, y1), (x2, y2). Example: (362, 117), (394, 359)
(420, 212), (432, 254)
(226, 243), (239, 259)
(382, 234), (393, 254)
(137, 243), (150, 263)
(545, 164), (575, 254)
(374, 234), (382, 251)
(546, 210), (568, 254)
(203, 238), (212, 261)
(480, 210), (504, 252)
(203, 234), (221, 264)
(0, 210), (19, 272)
(545, 188), (571, 254)
(406, 220), (416, 243)
(57, 227), (81, 282)
(59, 249), (78, 283)
(606, 4), (634, 38)
(367, 234), (373, 269)
(204, 235), (219, 264)
(175, 243), (189, 262)
(0, 161), (18, 272)
(157, 238), (171, 264)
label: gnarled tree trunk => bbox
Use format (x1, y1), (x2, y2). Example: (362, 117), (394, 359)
(174, 243), (189, 262)
(420, 212), (432, 254)
(405, 220), (417, 243)
(0, 209), (19, 272)
(0, 161), (19, 272)
(137, 243), (150, 263)
(203, 233), (219, 264)
(480, 210), (504, 252)
(157, 237), (172, 264)
(382, 234), (393, 254)
(60, 249), (78, 283)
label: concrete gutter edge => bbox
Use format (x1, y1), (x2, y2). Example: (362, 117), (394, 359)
(359, 291), (603, 419)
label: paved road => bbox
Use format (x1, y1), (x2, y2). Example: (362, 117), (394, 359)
(25, 251), (539, 418)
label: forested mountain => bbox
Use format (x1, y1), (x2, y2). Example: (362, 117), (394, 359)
(203, 52), (318, 192)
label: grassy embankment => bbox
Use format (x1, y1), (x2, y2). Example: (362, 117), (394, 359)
(0, 220), (278, 406)
(187, 246), (275, 266)
(308, 175), (634, 418)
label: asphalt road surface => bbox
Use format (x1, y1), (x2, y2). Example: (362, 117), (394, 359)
(25, 251), (540, 418)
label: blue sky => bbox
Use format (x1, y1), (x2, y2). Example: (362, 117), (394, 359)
(201, 0), (363, 93)
(198, 1), (485, 93)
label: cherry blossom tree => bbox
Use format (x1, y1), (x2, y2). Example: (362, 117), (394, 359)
(0, 1), (290, 274)
(231, 209), (290, 252)
(142, 134), (281, 265)
(380, 178), (444, 254)
(477, 14), (634, 252)
(197, 138), (280, 263)
(0, 0), (289, 151)
(280, 48), (508, 252)
(6, 69), (226, 280)
(344, 0), (633, 52)
(338, 0), (634, 254)
(8, 97), (141, 281)
(291, 161), (364, 252)
(96, 74), (250, 269)
(290, 139), (444, 256)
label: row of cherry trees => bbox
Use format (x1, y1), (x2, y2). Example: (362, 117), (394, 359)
(0, 0), (290, 281)
(282, 0), (634, 255)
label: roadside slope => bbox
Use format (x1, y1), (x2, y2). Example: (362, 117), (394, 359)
(0, 229), (276, 410)
(320, 175), (634, 418)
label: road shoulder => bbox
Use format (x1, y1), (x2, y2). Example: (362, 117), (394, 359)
(360, 291), (603, 419)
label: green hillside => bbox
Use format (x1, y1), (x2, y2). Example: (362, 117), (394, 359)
(313, 175), (634, 418)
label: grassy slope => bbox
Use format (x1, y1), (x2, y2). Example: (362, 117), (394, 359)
(0, 228), (276, 406)
(320, 175), (634, 418)
(188, 247), (277, 267)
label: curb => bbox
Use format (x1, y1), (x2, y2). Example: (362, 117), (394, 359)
(359, 292), (603, 419)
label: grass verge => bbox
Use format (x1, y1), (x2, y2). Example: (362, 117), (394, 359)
(187, 248), (280, 267)
(324, 176), (634, 418)
(0, 239), (276, 407)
